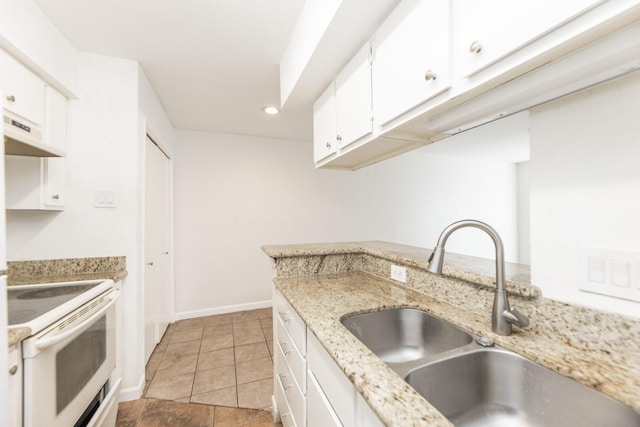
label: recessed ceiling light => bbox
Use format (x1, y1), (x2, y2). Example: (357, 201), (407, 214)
(263, 106), (280, 115)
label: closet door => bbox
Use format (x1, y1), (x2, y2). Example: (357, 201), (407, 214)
(144, 136), (172, 362)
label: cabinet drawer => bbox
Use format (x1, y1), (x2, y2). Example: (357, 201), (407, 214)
(275, 375), (297, 427)
(277, 316), (306, 392)
(274, 291), (306, 356)
(308, 370), (343, 427)
(276, 342), (306, 427)
(307, 331), (355, 427)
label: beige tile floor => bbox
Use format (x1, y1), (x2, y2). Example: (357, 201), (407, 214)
(116, 398), (281, 427)
(144, 308), (275, 410)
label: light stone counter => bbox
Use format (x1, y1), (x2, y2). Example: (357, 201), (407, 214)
(8, 327), (31, 348)
(264, 241), (640, 425)
(7, 256), (127, 286)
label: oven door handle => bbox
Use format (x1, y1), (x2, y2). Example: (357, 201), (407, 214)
(35, 290), (120, 351)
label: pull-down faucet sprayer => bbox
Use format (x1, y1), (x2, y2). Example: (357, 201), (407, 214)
(427, 219), (529, 336)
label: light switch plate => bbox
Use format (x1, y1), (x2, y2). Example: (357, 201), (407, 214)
(578, 247), (640, 302)
(94, 188), (118, 208)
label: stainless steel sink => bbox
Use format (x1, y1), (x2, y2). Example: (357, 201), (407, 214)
(340, 308), (473, 364)
(405, 348), (640, 427)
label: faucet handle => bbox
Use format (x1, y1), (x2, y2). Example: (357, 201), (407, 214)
(502, 307), (530, 328)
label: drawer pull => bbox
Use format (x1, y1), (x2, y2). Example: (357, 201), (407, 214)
(280, 341), (292, 355)
(279, 373), (292, 390)
(278, 311), (291, 323)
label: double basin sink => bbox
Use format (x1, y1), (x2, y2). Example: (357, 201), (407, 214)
(341, 308), (640, 426)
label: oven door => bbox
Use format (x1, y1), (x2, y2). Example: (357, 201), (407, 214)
(22, 289), (119, 427)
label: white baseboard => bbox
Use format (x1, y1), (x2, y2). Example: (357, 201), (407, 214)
(118, 375), (145, 402)
(175, 299), (272, 321)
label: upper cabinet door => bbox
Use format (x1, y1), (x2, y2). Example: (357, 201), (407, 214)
(373, 0), (451, 127)
(335, 43), (373, 149)
(453, 0), (604, 79)
(313, 83), (338, 163)
(0, 50), (45, 125)
(44, 86), (67, 152)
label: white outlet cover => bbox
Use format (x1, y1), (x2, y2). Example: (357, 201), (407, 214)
(390, 264), (407, 283)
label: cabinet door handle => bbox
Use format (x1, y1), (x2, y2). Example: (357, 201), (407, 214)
(469, 40), (482, 53)
(279, 373), (292, 390)
(278, 311), (290, 323)
(147, 261), (154, 266)
(280, 341), (292, 355)
(6, 95), (15, 102)
(325, 141), (331, 149)
(8, 365), (18, 375)
(424, 69), (437, 81)
(336, 134), (342, 142)
(51, 194), (60, 200)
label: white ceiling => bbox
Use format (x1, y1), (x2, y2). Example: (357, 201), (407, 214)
(34, 0), (313, 141)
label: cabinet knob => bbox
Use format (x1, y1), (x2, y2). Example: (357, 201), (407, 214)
(51, 194), (60, 200)
(6, 95), (15, 102)
(325, 142), (331, 149)
(469, 41), (482, 53)
(8, 365), (18, 375)
(336, 134), (342, 142)
(424, 70), (437, 81)
(147, 261), (154, 266)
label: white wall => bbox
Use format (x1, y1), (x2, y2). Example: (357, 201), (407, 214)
(517, 162), (531, 264)
(173, 129), (518, 318)
(6, 53), (146, 396)
(530, 71), (640, 318)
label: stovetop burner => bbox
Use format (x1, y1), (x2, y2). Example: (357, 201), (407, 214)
(7, 281), (111, 328)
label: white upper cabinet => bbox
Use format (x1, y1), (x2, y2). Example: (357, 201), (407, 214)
(5, 156), (66, 211)
(315, 43), (373, 163)
(313, 83), (337, 163)
(373, 0), (451, 126)
(335, 43), (373, 150)
(452, 0), (603, 80)
(44, 86), (67, 152)
(0, 50), (45, 125)
(312, 0), (640, 169)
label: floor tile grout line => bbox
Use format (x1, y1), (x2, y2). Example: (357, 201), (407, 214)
(144, 309), (275, 411)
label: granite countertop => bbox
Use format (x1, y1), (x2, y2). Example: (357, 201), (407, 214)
(267, 242), (640, 425)
(276, 272), (455, 426)
(8, 327), (31, 348)
(7, 256), (127, 286)
(8, 270), (128, 286)
(263, 241), (539, 298)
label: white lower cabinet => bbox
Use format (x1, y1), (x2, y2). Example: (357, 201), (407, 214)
(307, 331), (355, 426)
(8, 345), (22, 427)
(308, 371), (342, 427)
(274, 288), (385, 427)
(274, 289), (307, 427)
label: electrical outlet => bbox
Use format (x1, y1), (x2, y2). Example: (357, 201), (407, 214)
(390, 264), (407, 283)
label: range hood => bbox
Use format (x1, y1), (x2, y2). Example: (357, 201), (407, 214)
(3, 111), (64, 157)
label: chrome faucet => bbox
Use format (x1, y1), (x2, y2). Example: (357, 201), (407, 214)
(427, 219), (529, 336)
